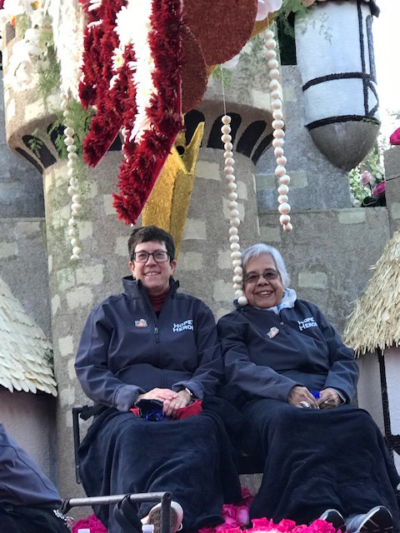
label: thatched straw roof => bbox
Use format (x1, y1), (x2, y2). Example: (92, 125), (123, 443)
(0, 278), (57, 396)
(344, 230), (400, 356)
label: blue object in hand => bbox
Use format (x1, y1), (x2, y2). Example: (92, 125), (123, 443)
(311, 391), (321, 399)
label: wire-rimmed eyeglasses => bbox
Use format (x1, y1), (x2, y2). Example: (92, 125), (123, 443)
(243, 270), (279, 284)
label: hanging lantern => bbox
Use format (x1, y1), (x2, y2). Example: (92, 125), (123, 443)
(295, 0), (380, 170)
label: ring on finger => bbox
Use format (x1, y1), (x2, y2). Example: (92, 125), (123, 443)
(300, 401), (311, 408)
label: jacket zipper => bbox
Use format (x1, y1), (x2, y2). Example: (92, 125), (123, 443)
(154, 326), (159, 344)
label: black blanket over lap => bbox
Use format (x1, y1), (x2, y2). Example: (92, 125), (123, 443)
(241, 400), (400, 530)
(78, 407), (242, 533)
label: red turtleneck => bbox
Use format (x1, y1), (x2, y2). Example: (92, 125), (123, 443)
(148, 285), (170, 313)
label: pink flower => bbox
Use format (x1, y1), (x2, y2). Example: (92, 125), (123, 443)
(251, 517), (275, 529)
(222, 504), (237, 520)
(390, 127), (400, 146)
(275, 519), (297, 531)
(256, 0), (283, 20)
(215, 526), (241, 533)
(236, 505), (250, 526)
(372, 181), (385, 197)
(360, 171), (374, 186)
(307, 519), (336, 533)
(302, 0), (316, 6)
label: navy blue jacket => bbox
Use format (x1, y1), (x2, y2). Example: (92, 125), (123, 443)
(0, 423), (61, 507)
(75, 277), (223, 411)
(217, 299), (359, 406)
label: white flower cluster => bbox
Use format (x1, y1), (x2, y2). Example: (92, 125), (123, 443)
(46, 0), (86, 100)
(0, 0), (34, 23)
(2, 1), (47, 92)
(114, 0), (156, 142)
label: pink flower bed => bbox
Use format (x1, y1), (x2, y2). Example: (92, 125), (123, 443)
(72, 489), (336, 533)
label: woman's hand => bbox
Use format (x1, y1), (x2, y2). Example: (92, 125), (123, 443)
(317, 388), (341, 409)
(288, 386), (318, 409)
(163, 390), (192, 418)
(136, 388), (178, 403)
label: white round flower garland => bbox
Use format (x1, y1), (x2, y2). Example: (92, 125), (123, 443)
(221, 115), (248, 306)
(265, 27), (293, 232)
(62, 95), (82, 261)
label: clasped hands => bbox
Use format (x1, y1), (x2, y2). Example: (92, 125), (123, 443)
(136, 388), (192, 418)
(288, 386), (341, 409)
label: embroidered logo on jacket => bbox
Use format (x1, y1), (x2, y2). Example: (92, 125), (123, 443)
(298, 317), (318, 331)
(173, 320), (193, 332)
(135, 319), (148, 328)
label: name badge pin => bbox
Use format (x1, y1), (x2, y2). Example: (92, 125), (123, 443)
(267, 327), (280, 339)
(135, 319), (148, 328)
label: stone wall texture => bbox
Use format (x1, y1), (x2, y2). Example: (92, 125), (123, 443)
(0, 75), (45, 218)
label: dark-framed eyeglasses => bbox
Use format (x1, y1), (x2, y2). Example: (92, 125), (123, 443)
(244, 270), (279, 284)
(133, 250), (170, 263)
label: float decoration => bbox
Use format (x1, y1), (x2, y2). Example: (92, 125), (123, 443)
(294, 0), (381, 170)
(142, 123), (205, 258)
(76, 0), (264, 225)
(221, 114), (248, 307)
(265, 26), (292, 232)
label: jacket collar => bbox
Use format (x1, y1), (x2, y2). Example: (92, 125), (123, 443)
(122, 276), (179, 299)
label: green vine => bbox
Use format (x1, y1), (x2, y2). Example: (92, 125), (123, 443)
(28, 128), (44, 158)
(281, 0), (310, 18)
(49, 100), (94, 160)
(38, 45), (61, 100)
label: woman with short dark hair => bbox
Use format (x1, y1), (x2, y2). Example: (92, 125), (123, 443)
(75, 226), (241, 533)
(218, 243), (400, 533)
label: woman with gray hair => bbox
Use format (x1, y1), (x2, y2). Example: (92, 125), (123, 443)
(218, 243), (399, 533)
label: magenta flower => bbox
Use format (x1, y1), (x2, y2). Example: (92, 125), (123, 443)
(372, 181), (385, 197)
(390, 128), (400, 146)
(251, 517), (275, 529)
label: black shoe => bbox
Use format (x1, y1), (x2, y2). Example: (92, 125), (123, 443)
(319, 509), (345, 531)
(345, 506), (393, 533)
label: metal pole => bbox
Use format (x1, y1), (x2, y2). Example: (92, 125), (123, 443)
(61, 491), (172, 523)
(160, 492), (172, 533)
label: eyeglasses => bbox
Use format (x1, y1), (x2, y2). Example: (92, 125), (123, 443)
(133, 251), (170, 263)
(244, 270), (280, 284)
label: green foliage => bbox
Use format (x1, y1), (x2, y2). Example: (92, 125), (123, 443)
(28, 128), (44, 158)
(38, 46), (61, 100)
(278, 0), (332, 48)
(212, 66), (232, 89)
(15, 14), (30, 38)
(49, 100), (94, 161)
(349, 168), (370, 203)
(348, 148), (385, 203)
(281, 0), (309, 17)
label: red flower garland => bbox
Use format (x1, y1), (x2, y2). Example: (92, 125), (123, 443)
(113, 0), (184, 224)
(78, 0), (183, 225)
(79, 0), (128, 164)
